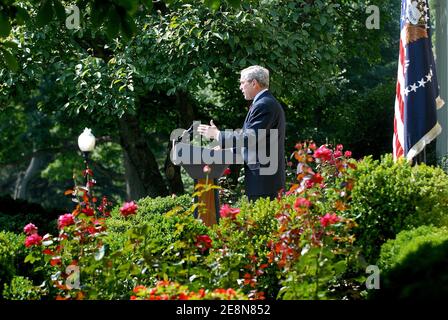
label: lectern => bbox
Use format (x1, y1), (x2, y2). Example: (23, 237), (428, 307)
(171, 141), (233, 226)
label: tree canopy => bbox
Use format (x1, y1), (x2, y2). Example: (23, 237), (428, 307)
(0, 0), (400, 208)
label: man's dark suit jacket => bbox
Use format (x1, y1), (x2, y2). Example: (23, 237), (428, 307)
(219, 90), (286, 197)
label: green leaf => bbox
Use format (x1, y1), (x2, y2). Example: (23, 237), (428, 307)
(204, 0), (221, 11)
(213, 32), (223, 40)
(36, 0), (54, 27)
(320, 16), (327, 26)
(0, 14), (11, 37)
(1, 49), (19, 72)
(24, 253), (39, 264)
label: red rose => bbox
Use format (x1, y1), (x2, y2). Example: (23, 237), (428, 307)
(314, 145), (333, 162)
(320, 213), (340, 227)
(25, 233), (42, 248)
(219, 204), (240, 220)
(305, 180), (314, 189)
(223, 168), (231, 175)
(333, 150), (343, 158)
(24, 223), (38, 235)
(294, 197), (312, 209)
(120, 201), (138, 217)
(311, 173), (324, 184)
(195, 235), (212, 253)
(82, 206), (95, 216)
(58, 214), (75, 230)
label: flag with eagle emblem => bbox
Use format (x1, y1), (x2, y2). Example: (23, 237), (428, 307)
(393, 0), (444, 161)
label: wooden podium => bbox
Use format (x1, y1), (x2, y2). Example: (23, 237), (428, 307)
(171, 142), (233, 226)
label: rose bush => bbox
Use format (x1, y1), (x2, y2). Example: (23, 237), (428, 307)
(14, 141), (448, 300)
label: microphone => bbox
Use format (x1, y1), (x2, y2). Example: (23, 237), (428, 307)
(176, 124), (194, 143)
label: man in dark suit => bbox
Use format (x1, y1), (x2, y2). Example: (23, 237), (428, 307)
(198, 65), (285, 202)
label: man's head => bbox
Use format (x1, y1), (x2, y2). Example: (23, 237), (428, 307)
(239, 65), (269, 100)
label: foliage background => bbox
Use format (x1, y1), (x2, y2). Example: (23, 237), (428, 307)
(1, 0), (400, 210)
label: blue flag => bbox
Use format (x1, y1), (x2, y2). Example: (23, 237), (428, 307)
(393, 0), (444, 161)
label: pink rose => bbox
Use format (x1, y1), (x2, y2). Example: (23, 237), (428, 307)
(314, 145), (333, 162)
(24, 223), (38, 235)
(120, 201), (138, 217)
(305, 180), (314, 189)
(344, 151), (352, 158)
(320, 213), (340, 228)
(58, 214), (75, 230)
(333, 150), (343, 158)
(25, 233), (42, 248)
(219, 204), (240, 220)
(294, 198), (311, 209)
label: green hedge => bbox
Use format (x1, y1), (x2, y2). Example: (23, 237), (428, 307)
(106, 194), (192, 235)
(0, 231), (25, 299)
(349, 154), (448, 263)
(370, 226), (448, 300)
(2, 276), (43, 300)
(378, 225), (448, 271)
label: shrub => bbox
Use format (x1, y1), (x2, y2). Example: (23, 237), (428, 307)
(206, 142), (358, 300)
(378, 225), (448, 271)
(136, 194), (192, 216)
(21, 189), (210, 299)
(12, 142), (362, 300)
(0, 231), (25, 299)
(2, 276), (43, 300)
(370, 226), (448, 300)
(207, 197), (282, 298)
(123, 204), (211, 290)
(349, 154), (448, 263)
(106, 194), (192, 234)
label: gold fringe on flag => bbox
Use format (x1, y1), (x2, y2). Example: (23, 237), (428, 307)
(436, 96), (445, 109)
(402, 23), (428, 46)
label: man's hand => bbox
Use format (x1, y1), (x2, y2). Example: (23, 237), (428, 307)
(197, 120), (220, 140)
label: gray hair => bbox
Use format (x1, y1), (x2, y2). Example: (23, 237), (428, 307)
(241, 65), (270, 88)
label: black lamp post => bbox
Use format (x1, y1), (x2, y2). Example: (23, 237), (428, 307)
(77, 128), (96, 188)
